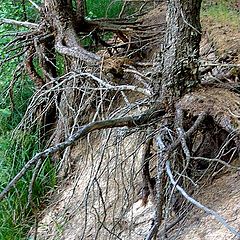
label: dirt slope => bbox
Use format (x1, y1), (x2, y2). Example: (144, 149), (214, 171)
(31, 3), (240, 240)
(170, 171), (240, 239)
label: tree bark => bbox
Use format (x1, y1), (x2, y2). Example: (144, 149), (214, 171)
(76, 0), (86, 22)
(159, 0), (202, 106)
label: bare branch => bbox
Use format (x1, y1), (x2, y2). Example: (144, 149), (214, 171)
(166, 160), (240, 238)
(28, 0), (41, 11)
(146, 112), (207, 240)
(169, 112), (207, 152)
(0, 18), (38, 29)
(176, 108), (190, 163)
(0, 106), (165, 201)
(201, 63), (240, 68)
(191, 157), (240, 170)
(79, 72), (152, 96)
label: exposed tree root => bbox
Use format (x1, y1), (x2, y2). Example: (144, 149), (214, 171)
(0, 106), (165, 201)
(1, 0), (240, 239)
(166, 160), (240, 238)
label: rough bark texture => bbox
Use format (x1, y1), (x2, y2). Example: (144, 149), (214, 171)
(160, 0), (202, 105)
(76, 0), (86, 22)
(44, 0), (100, 62)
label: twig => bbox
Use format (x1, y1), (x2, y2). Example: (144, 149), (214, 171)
(27, 157), (44, 206)
(180, 9), (201, 34)
(176, 108), (190, 163)
(0, 18), (38, 28)
(0, 106), (165, 201)
(147, 132), (168, 240)
(28, 0), (41, 11)
(166, 160), (240, 238)
(78, 72), (152, 96)
(191, 157), (240, 171)
(124, 68), (152, 82)
(201, 63), (240, 68)
(146, 112), (207, 239)
(169, 112), (207, 153)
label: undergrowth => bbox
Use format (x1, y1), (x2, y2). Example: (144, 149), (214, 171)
(0, 49), (57, 240)
(0, 1), (56, 239)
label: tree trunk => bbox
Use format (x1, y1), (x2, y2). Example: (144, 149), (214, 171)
(151, 1), (203, 237)
(160, 0), (202, 106)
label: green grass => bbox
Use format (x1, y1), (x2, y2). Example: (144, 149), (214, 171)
(0, 131), (57, 240)
(201, 0), (240, 27)
(0, 1), (56, 239)
(86, 0), (123, 19)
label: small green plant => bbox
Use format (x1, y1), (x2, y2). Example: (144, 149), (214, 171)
(0, 131), (57, 240)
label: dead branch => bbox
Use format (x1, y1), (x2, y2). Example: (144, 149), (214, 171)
(28, 0), (41, 11)
(191, 157), (240, 171)
(78, 72), (152, 96)
(0, 106), (165, 202)
(166, 160), (240, 238)
(0, 18), (38, 29)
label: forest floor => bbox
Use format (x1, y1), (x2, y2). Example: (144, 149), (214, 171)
(32, 2), (240, 240)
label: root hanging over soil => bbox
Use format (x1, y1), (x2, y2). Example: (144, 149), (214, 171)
(1, 1), (240, 239)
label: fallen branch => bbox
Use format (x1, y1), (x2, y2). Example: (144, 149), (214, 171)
(0, 106), (165, 201)
(166, 160), (240, 238)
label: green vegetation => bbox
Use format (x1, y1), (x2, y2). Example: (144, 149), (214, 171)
(0, 133), (56, 239)
(86, 0), (123, 19)
(202, 0), (240, 27)
(0, 1), (55, 239)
